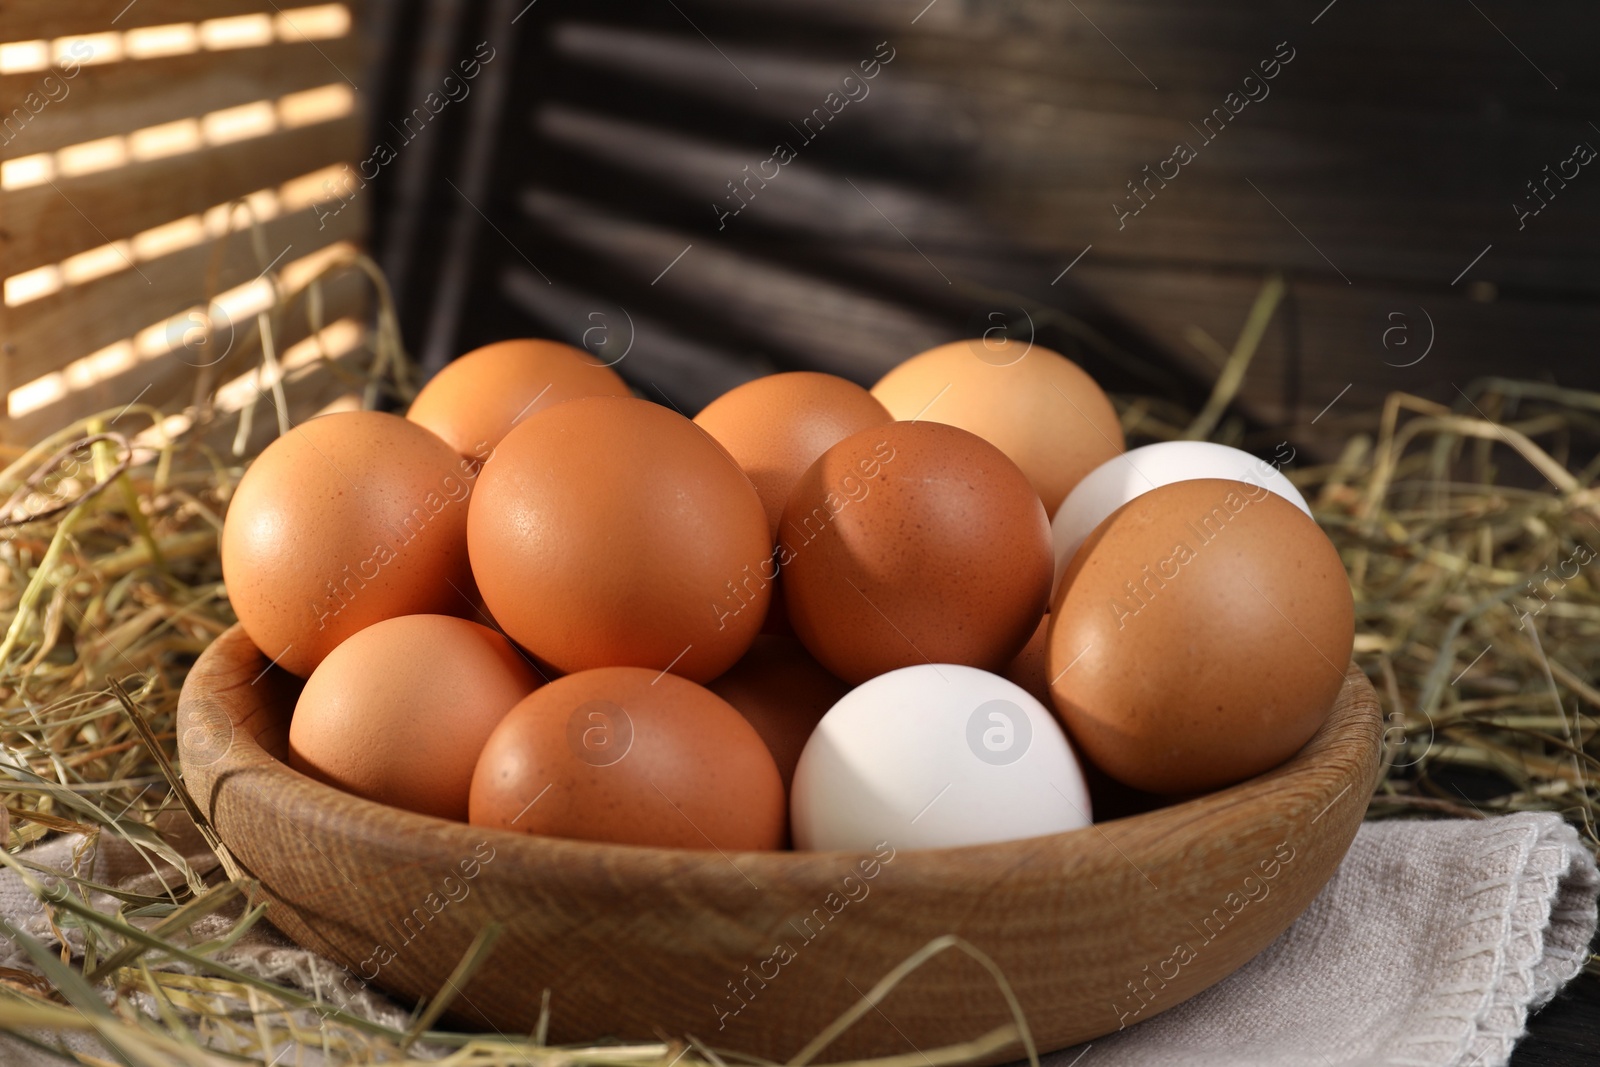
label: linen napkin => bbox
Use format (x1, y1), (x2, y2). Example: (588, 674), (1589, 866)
(1041, 812), (1599, 1067)
(0, 812), (1594, 1066)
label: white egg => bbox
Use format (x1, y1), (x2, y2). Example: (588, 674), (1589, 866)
(1050, 441), (1312, 596)
(790, 665), (1092, 851)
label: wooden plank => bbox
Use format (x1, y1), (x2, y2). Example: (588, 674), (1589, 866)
(4, 269), (366, 443)
(7, 200), (364, 386)
(0, 114), (362, 274)
(0, 1), (289, 38)
(498, 266), (760, 414)
(516, 185), (951, 383)
(539, 29), (1600, 295)
(0, 252), (9, 410)
(547, 14), (1599, 121)
(0, 38), (361, 157)
(1060, 258), (1600, 453)
(195, 339), (367, 458)
(533, 104), (992, 246)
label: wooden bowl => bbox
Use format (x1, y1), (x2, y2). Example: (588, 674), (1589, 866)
(178, 624), (1382, 1063)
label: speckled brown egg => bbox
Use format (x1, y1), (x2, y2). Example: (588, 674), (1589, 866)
(707, 635), (848, 790)
(693, 372), (891, 539)
(1002, 613), (1052, 710)
(221, 411), (478, 677)
(407, 338), (631, 457)
(1048, 478), (1355, 795)
(289, 614), (543, 820)
(780, 421), (1052, 685)
(467, 396), (771, 683)
(871, 341), (1124, 515)
(468, 667), (786, 850)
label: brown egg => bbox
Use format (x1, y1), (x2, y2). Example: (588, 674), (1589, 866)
(1048, 478), (1355, 795)
(707, 636), (848, 789)
(468, 396), (771, 683)
(406, 338), (631, 457)
(760, 577), (794, 637)
(221, 411), (478, 677)
(289, 615), (543, 820)
(1002, 613), (1052, 710)
(693, 372), (891, 538)
(780, 421), (1052, 685)
(469, 667), (786, 850)
(871, 341), (1124, 515)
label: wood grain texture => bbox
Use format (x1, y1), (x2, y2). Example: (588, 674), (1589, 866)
(178, 624), (1382, 1062)
(0, 0), (290, 38)
(5, 274), (366, 444)
(497, 267), (762, 413)
(403, 0), (1600, 461)
(0, 39), (361, 156)
(2, 116), (360, 275)
(6, 202), (363, 386)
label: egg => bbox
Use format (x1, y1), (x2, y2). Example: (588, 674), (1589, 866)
(780, 421), (1051, 685)
(760, 577), (794, 637)
(791, 665), (1092, 850)
(871, 341), (1124, 515)
(469, 667), (786, 850)
(1002, 614), (1053, 710)
(468, 396), (771, 683)
(693, 372), (892, 538)
(406, 338), (631, 457)
(1048, 478), (1355, 794)
(289, 615), (543, 820)
(1051, 441), (1312, 596)
(221, 411), (478, 677)
(707, 635), (848, 789)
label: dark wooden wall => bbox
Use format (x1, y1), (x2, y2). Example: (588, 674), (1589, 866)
(367, 0), (1600, 452)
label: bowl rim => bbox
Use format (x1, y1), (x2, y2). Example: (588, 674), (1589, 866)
(177, 623), (1384, 1057)
(179, 623), (1383, 870)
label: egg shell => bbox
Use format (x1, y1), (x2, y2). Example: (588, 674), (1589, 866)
(871, 341), (1123, 515)
(790, 664), (1092, 851)
(1048, 478), (1355, 795)
(407, 338), (631, 457)
(467, 396), (771, 683)
(221, 411), (478, 677)
(780, 420), (1051, 685)
(1051, 441), (1312, 596)
(707, 635), (848, 790)
(693, 372), (891, 539)
(1002, 614), (1052, 710)
(289, 614), (543, 820)
(759, 576), (795, 637)
(469, 666), (787, 850)
(999, 614), (1167, 821)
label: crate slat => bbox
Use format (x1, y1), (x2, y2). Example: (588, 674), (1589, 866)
(6, 269), (368, 443)
(1, 115), (361, 276)
(517, 185), (951, 381)
(198, 343), (367, 458)
(0, 1), (295, 39)
(0, 39), (360, 157)
(0, 0), (367, 447)
(6, 202), (364, 387)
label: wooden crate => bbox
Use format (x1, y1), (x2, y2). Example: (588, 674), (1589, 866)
(406, 0), (1600, 457)
(0, 0), (372, 445)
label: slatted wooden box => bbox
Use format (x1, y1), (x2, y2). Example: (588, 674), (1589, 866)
(0, 0), (373, 447)
(402, 1), (1600, 459)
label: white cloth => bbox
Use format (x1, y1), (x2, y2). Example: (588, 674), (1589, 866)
(0, 813), (1593, 1066)
(1043, 813), (1599, 1067)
